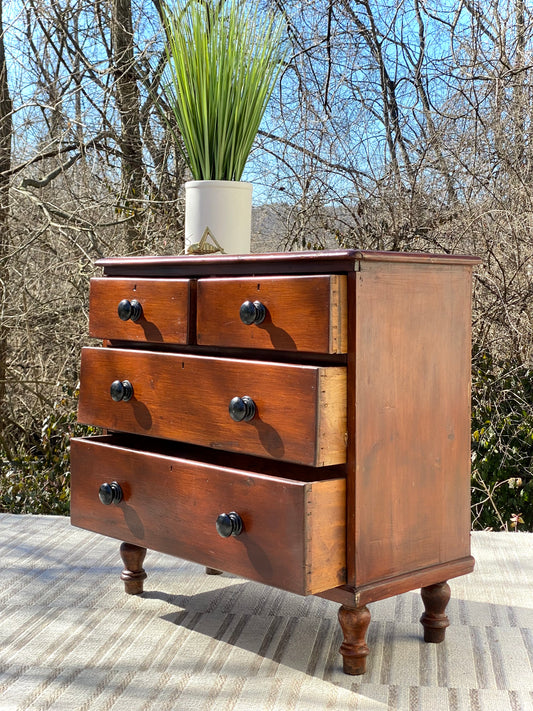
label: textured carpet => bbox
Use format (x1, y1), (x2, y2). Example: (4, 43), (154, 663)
(0, 514), (532, 710)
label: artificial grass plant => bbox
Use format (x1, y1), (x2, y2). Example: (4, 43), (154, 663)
(161, 0), (286, 181)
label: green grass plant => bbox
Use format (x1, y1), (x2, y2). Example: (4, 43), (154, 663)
(161, 0), (286, 181)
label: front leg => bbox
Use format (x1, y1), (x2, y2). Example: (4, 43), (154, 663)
(119, 542), (147, 595)
(338, 604), (371, 675)
(420, 581), (450, 643)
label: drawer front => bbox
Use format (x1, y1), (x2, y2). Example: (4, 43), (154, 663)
(70, 437), (346, 595)
(89, 278), (191, 344)
(78, 347), (346, 466)
(196, 275), (347, 353)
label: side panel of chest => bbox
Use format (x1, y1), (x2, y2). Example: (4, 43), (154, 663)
(351, 262), (474, 587)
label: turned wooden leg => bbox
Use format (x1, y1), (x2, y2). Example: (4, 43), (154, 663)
(338, 604), (371, 675)
(119, 542), (147, 595)
(420, 581), (450, 643)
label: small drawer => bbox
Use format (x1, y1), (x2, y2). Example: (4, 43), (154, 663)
(77, 347), (347, 466)
(89, 278), (191, 344)
(196, 275), (347, 353)
(70, 436), (347, 595)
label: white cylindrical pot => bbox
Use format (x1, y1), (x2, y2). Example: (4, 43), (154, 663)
(184, 180), (252, 255)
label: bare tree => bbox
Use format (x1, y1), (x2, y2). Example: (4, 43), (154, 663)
(259, 0), (533, 528)
(111, 0), (145, 250)
(0, 0), (12, 439)
(0, 0), (188, 459)
(1, 0), (532, 525)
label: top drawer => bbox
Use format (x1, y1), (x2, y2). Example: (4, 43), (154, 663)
(196, 275), (347, 353)
(89, 278), (191, 344)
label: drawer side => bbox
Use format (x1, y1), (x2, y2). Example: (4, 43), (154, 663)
(305, 479), (347, 594)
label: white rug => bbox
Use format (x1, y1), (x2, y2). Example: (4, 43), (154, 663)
(1, 515), (532, 710)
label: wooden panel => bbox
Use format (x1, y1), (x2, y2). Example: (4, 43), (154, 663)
(197, 275), (347, 353)
(306, 478), (347, 592)
(89, 278), (191, 344)
(353, 262), (474, 587)
(317, 368), (348, 466)
(70, 437), (347, 595)
(96, 249), (481, 278)
(77, 347), (347, 466)
(318, 554), (475, 607)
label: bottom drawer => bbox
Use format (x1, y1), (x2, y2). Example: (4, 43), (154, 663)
(70, 436), (346, 595)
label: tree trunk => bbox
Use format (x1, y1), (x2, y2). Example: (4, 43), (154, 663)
(111, 0), (145, 252)
(0, 0), (12, 420)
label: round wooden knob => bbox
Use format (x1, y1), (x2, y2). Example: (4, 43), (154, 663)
(117, 299), (143, 322)
(229, 395), (256, 422)
(99, 481), (123, 505)
(240, 300), (266, 325)
(110, 379), (134, 402)
(216, 512), (243, 537)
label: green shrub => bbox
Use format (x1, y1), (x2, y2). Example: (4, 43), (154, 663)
(471, 352), (533, 531)
(0, 387), (96, 515)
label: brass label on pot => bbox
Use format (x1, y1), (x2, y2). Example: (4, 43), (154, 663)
(187, 227), (226, 254)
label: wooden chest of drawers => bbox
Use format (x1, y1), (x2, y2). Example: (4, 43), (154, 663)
(71, 249), (480, 674)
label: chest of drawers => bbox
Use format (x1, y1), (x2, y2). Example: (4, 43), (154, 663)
(71, 249), (480, 674)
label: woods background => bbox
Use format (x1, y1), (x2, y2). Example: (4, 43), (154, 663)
(0, 0), (531, 529)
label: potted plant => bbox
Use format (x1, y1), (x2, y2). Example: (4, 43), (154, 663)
(160, 0), (287, 254)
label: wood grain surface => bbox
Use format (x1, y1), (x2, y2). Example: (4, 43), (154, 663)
(89, 278), (191, 344)
(196, 275), (347, 353)
(351, 261), (474, 587)
(70, 436), (347, 595)
(77, 347), (347, 466)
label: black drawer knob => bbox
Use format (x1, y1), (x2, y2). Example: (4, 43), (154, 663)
(240, 300), (266, 325)
(216, 512), (243, 537)
(110, 379), (134, 402)
(99, 481), (123, 505)
(118, 299), (143, 322)
(229, 395), (256, 422)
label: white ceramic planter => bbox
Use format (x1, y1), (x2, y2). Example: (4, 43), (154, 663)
(184, 180), (253, 255)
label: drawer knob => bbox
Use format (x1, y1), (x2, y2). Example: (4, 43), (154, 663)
(216, 512), (243, 537)
(98, 481), (123, 505)
(117, 299), (143, 322)
(229, 395), (256, 422)
(240, 300), (266, 325)
(110, 379), (134, 402)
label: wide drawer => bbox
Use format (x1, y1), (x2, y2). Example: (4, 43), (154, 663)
(196, 275), (347, 353)
(89, 278), (191, 344)
(77, 347), (347, 466)
(70, 436), (347, 595)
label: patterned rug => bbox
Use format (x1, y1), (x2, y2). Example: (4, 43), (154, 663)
(1, 515), (532, 710)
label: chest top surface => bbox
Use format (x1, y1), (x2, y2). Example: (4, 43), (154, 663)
(95, 249), (482, 278)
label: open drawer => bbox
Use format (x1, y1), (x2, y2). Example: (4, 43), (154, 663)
(77, 347), (347, 466)
(70, 436), (347, 595)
